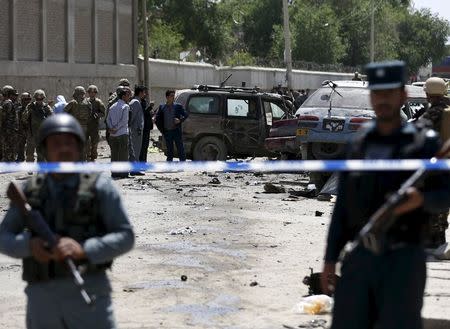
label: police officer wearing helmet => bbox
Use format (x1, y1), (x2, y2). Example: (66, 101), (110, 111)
(0, 113), (135, 328)
(320, 61), (450, 329)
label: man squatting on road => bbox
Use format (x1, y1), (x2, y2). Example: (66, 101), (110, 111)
(0, 114), (134, 329)
(321, 61), (450, 329)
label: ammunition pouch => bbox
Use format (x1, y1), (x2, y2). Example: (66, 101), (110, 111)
(22, 173), (113, 283)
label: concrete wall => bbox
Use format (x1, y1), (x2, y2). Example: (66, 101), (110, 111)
(138, 58), (355, 105)
(0, 0), (138, 102)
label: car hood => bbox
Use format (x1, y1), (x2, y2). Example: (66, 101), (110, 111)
(296, 107), (376, 119)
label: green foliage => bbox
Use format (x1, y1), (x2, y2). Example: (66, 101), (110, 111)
(139, 0), (450, 73)
(145, 20), (183, 60)
(397, 9), (450, 74)
(290, 2), (346, 64)
(241, 0), (283, 58)
(225, 50), (256, 67)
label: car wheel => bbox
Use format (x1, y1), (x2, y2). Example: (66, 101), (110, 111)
(311, 142), (345, 160)
(193, 136), (227, 161)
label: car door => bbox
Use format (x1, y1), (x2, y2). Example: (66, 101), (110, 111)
(223, 96), (264, 156)
(182, 93), (222, 140)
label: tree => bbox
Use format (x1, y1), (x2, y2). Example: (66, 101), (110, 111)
(397, 9), (450, 74)
(290, 2), (346, 64)
(137, 0), (450, 74)
(241, 0), (283, 58)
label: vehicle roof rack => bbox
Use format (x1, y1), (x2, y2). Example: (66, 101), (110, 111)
(192, 84), (261, 94)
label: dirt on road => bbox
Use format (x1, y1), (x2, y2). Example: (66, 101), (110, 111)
(0, 140), (448, 329)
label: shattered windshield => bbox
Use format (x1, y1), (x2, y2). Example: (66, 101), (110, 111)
(302, 87), (371, 110)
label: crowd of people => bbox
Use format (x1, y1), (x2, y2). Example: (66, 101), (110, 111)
(0, 79), (155, 169)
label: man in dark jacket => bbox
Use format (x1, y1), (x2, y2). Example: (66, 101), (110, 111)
(321, 61), (450, 329)
(155, 89), (188, 161)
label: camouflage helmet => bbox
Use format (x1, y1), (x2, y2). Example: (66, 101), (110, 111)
(424, 77), (447, 96)
(73, 86), (86, 97)
(118, 78), (130, 87)
(38, 113), (86, 151)
(87, 84), (98, 93)
(2, 85), (14, 97)
(33, 89), (46, 99)
(20, 92), (32, 101)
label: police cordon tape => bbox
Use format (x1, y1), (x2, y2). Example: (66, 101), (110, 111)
(1, 159), (450, 173)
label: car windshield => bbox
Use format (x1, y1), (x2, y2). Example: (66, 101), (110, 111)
(302, 87), (371, 109)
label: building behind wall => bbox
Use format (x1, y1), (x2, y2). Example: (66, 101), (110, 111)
(0, 0), (138, 102)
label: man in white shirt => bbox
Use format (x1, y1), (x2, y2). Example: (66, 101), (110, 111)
(106, 86), (131, 178)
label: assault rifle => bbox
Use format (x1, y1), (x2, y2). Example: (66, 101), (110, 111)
(356, 136), (450, 254)
(7, 182), (94, 305)
(357, 166), (427, 254)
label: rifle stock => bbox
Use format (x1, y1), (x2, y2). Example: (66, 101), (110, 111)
(7, 181), (94, 305)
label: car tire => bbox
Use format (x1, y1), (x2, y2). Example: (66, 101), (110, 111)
(311, 142), (345, 160)
(193, 136), (227, 161)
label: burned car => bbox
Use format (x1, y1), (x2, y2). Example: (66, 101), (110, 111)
(158, 85), (293, 160)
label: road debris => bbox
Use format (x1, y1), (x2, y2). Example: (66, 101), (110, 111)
(209, 177), (221, 185)
(295, 295), (333, 315)
(263, 183), (285, 193)
(169, 227), (197, 235)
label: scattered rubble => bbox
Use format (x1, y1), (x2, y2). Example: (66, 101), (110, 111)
(263, 183), (285, 193)
(209, 177), (221, 185)
(169, 227), (197, 235)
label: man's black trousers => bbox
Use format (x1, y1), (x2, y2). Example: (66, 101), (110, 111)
(331, 245), (426, 329)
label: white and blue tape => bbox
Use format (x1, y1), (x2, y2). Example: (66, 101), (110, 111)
(1, 159), (450, 173)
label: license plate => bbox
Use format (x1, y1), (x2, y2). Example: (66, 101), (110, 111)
(296, 128), (309, 136)
(322, 119), (345, 132)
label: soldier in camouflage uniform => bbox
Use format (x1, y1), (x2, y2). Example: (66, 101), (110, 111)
(86, 85), (106, 161)
(16, 92), (32, 162)
(0, 85), (15, 161)
(418, 77), (450, 248)
(25, 90), (53, 162)
(64, 86), (92, 161)
(1, 86), (19, 162)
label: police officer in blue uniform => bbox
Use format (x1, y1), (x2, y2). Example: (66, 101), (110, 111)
(320, 61), (450, 329)
(0, 113), (134, 329)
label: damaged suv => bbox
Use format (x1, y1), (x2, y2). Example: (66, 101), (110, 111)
(159, 85), (293, 160)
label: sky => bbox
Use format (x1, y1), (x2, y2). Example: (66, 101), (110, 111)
(413, 0), (450, 22)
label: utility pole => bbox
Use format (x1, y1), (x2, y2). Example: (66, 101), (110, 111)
(141, 0), (150, 94)
(370, 0), (375, 62)
(282, 0), (293, 89)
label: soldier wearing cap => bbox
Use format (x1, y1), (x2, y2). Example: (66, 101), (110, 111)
(86, 85), (106, 161)
(320, 61), (450, 329)
(0, 113), (134, 328)
(64, 86), (93, 161)
(25, 90), (53, 162)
